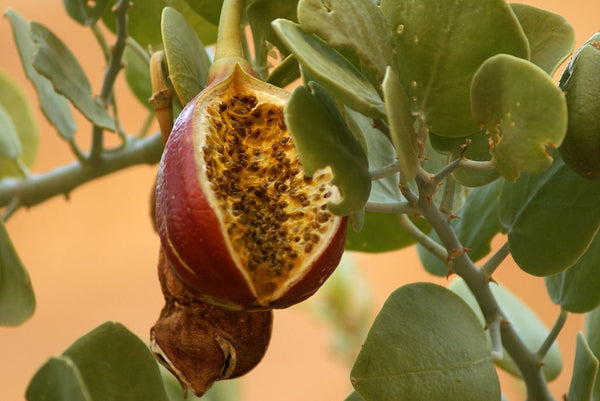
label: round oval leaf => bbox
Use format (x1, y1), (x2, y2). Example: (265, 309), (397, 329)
(351, 282), (500, 401)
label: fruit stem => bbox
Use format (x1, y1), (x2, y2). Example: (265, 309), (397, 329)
(209, 0), (250, 80)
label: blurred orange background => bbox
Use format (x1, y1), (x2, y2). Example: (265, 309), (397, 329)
(0, 1), (598, 400)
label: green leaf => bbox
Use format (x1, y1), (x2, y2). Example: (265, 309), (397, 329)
(344, 391), (366, 401)
(184, 0), (223, 25)
(297, 0), (395, 80)
(285, 82), (371, 216)
(62, 0), (110, 26)
(546, 232), (600, 313)
(0, 218), (35, 326)
(471, 54), (567, 182)
(161, 7), (211, 106)
(418, 179), (504, 276)
(568, 333), (599, 401)
(449, 278), (562, 381)
(351, 283), (500, 401)
(266, 54), (301, 88)
(510, 3), (575, 76)
(0, 104), (22, 162)
(586, 307), (600, 401)
(30, 22), (115, 131)
(33, 322), (170, 401)
(499, 156), (600, 276)
(347, 213), (429, 253)
(103, 0), (217, 48)
(272, 19), (385, 118)
(5, 9), (76, 141)
(381, 0), (529, 138)
(248, 0), (298, 77)
(383, 67), (418, 183)
(558, 33), (600, 181)
(26, 357), (92, 401)
(123, 47), (152, 110)
(450, 132), (500, 187)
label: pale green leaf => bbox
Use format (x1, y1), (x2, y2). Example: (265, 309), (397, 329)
(381, 0), (529, 138)
(351, 283), (500, 401)
(500, 156), (600, 276)
(63, 322), (169, 401)
(449, 278), (562, 381)
(26, 357), (92, 401)
(558, 33), (600, 181)
(248, 0), (298, 78)
(568, 333), (599, 401)
(123, 47), (152, 110)
(383, 67), (418, 183)
(471, 54), (567, 182)
(345, 391), (366, 401)
(297, 0), (395, 80)
(546, 232), (600, 313)
(0, 104), (22, 161)
(30, 22), (115, 131)
(184, 0), (223, 25)
(62, 0), (110, 26)
(272, 19), (385, 118)
(161, 6), (211, 105)
(0, 218), (35, 326)
(510, 3), (575, 76)
(586, 308), (600, 401)
(266, 54), (300, 88)
(0, 71), (38, 177)
(102, 0), (218, 48)
(4, 9), (76, 141)
(285, 82), (370, 216)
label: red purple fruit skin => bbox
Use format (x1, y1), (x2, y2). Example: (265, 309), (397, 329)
(155, 82), (347, 310)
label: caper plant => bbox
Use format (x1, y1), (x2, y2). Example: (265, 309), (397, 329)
(1, 1), (600, 401)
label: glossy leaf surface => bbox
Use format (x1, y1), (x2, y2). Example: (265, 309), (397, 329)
(273, 19), (385, 118)
(449, 278), (562, 381)
(546, 232), (600, 313)
(510, 3), (575, 76)
(381, 0), (529, 138)
(27, 322), (169, 401)
(568, 333), (599, 401)
(471, 54), (567, 182)
(30, 22), (115, 131)
(351, 283), (500, 401)
(161, 7), (211, 105)
(285, 82), (371, 216)
(0, 219), (35, 326)
(500, 156), (600, 276)
(297, 0), (395, 80)
(5, 9), (76, 141)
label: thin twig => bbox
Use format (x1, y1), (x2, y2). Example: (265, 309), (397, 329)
(488, 317), (504, 361)
(364, 201), (415, 215)
(369, 161), (400, 180)
(126, 37), (150, 65)
(459, 159), (495, 171)
(398, 213), (447, 262)
(537, 309), (568, 360)
(89, 0), (131, 162)
(439, 173), (456, 216)
(481, 241), (511, 277)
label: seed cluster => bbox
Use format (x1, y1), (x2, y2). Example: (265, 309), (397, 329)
(202, 92), (336, 297)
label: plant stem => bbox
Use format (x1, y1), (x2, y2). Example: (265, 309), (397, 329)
(89, 0), (130, 162)
(0, 133), (163, 212)
(537, 309), (568, 359)
(369, 161), (400, 180)
(398, 214), (447, 261)
(416, 178), (555, 401)
(364, 201), (415, 215)
(481, 241), (511, 277)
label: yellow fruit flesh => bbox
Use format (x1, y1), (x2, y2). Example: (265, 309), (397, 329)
(201, 88), (337, 298)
